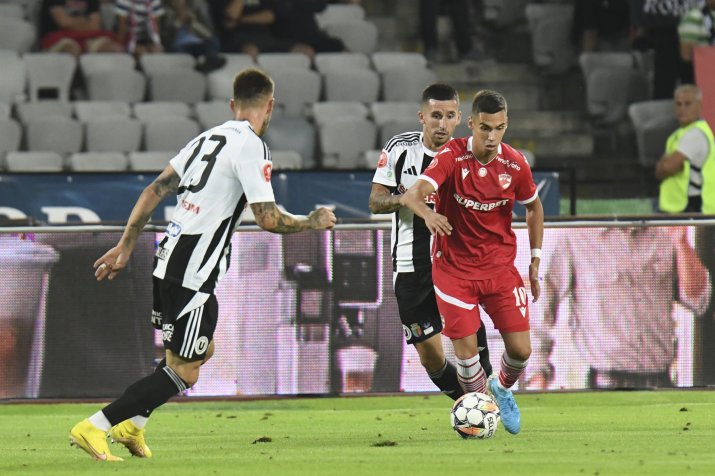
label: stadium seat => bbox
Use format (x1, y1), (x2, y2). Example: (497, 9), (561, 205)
(0, 4), (25, 19)
(25, 117), (83, 154)
(263, 66), (321, 117)
(143, 117), (200, 151)
(206, 54), (255, 101)
(0, 51), (26, 104)
(585, 68), (650, 125)
(381, 68), (438, 102)
(128, 150), (174, 172)
(310, 101), (369, 127)
(264, 117), (316, 168)
(4, 151), (64, 172)
(483, 0), (528, 28)
(323, 69), (380, 102)
(16, 101), (73, 123)
(324, 21), (378, 54)
(378, 120), (421, 147)
(140, 53), (206, 103)
(0, 118), (22, 158)
(24, 53), (77, 101)
(369, 102), (420, 126)
(314, 52), (370, 73)
(314, 3), (365, 29)
(525, 3), (576, 75)
(194, 101), (232, 129)
(80, 53), (146, 103)
(362, 149), (381, 169)
(73, 101), (132, 122)
(257, 53), (311, 70)
(271, 150), (303, 170)
(628, 99), (677, 167)
(0, 18), (36, 53)
(133, 101), (192, 121)
(319, 118), (376, 169)
(371, 52), (428, 73)
(68, 152), (128, 172)
(85, 116), (142, 152)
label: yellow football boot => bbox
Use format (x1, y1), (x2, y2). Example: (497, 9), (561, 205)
(110, 420), (152, 458)
(69, 419), (123, 461)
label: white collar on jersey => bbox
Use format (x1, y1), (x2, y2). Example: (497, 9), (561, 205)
(467, 136), (502, 160)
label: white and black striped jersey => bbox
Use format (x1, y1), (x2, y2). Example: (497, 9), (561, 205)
(153, 120), (275, 292)
(372, 131), (438, 273)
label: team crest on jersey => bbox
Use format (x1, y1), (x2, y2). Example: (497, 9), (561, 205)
(263, 163), (272, 182)
(166, 220), (182, 237)
(499, 173), (512, 189)
(377, 151), (388, 168)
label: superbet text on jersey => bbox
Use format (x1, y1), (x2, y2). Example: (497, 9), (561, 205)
(420, 137), (538, 280)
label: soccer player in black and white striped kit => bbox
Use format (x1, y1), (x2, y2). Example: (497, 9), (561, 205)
(69, 68), (336, 461)
(369, 83), (492, 401)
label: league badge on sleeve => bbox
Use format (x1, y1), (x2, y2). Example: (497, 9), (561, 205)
(263, 163), (272, 182)
(377, 151), (388, 168)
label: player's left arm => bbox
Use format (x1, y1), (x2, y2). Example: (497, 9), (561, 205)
(671, 227), (711, 313)
(95, 165), (180, 281)
(524, 196), (544, 302)
(655, 150), (687, 180)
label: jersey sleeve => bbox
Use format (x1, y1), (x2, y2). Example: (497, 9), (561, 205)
(372, 148), (397, 187)
(677, 127), (710, 169)
(169, 136), (203, 179)
(515, 156), (538, 204)
(231, 133), (276, 204)
(419, 146), (456, 191)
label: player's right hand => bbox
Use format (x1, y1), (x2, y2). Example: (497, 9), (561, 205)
(424, 211), (452, 236)
(94, 245), (132, 281)
(309, 207), (337, 230)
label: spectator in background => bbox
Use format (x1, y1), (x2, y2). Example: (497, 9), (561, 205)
(270, 0), (345, 54)
(572, 0), (631, 52)
(656, 84), (715, 214)
(678, 0), (715, 82)
(526, 226), (710, 390)
(39, 0), (124, 55)
(630, 0), (699, 98)
(162, 0), (227, 72)
(208, 0), (313, 59)
(419, 0), (484, 63)
(115, 0), (165, 55)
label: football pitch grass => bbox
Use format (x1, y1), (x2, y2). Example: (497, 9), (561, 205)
(1, 391), (713, 476)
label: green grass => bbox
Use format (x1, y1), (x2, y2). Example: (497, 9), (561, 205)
(1, 391), (713, 475)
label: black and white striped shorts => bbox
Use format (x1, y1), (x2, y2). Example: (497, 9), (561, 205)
(152, 277), (218, 362)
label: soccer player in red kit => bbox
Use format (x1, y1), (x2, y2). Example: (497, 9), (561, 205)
(400, 89), (544, 435)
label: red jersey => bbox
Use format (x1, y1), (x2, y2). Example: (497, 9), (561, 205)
(419, 137), (537, 280)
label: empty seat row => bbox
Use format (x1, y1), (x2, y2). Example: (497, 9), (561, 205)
(0, 50), (436, 106)
(1, 149), (303, 173)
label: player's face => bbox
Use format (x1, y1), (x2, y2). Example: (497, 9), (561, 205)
(674, 90), (700, 126)
(419, 99), (461, 151)
(468, 110), (508, 159)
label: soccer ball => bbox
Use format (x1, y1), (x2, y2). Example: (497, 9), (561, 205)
(450, 392), (500, 439)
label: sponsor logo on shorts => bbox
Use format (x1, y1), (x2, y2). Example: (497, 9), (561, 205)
(155, 247), (168, 260)
(162, 323), (174, 342)
(151, 310), (163, 327)
(194, 336), (209, 355)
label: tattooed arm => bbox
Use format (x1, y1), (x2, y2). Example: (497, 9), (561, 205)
(251, 202), (336, 234)
(94, 165), (180, 281)
(368, 183), (401, 214)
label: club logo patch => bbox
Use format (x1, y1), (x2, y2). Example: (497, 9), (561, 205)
(194, 336), (209, 355)
(499, 173), (512, 189)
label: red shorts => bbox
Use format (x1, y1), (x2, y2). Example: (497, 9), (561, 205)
(41, 30), (118, 53)
(432, 264), (530, 339)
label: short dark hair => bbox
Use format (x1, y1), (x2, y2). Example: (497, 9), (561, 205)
(421, 83), (459, 104)
(471, 90), (507, 115)
(233, 68), (274, 107)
